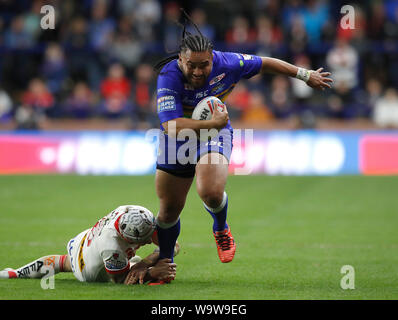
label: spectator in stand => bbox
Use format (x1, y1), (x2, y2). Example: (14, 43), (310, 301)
(162, 2), (182, 52)
(88, 0), (115, 52)
(21, 78), (55, 116)
(352, 78), (384, 119)
(63, 82), (96, 119)
(255, 15), (283, 56)
(117, 0), (138, 17)
(132, 0), (161, 43)
(23, 0), (42, 41)
(299, 0), (330, 44)
(0, 87), (13, 123)
(186, 8), (215, 42)
(269, 75), (294, 119)
(109, 16), (143, 71)
(132, 63), (157, 128)
(99, 63), (132, 118)
(372, 88), (398, 129)
(290, 54), (314, 115)
(384, 0), (398, 28)
(3, 15), (37, 88)
(4, 15), (34, 49)
(15, 78), (54, 128)
(326, 37), (359, 90)
(325, 94), (344, 119)
(63, 17), (91, 83)
(41, 43), (68, 97)
(242, 90), (273, 124)
(365, 79), (383, 107)
(88, 0), (116, 90)
(225, 15), (257, 49)
(225, 82), (251, 121)
(325, 37), (359, 118)
(281, 0), (304, 30)
(367, 0), (386, 41)
(286, 14), (308, 55)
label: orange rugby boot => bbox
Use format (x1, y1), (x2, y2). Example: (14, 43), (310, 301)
(213, 226), (236, 263)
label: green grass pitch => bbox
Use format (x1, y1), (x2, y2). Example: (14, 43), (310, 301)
(0, 175), (397, 300)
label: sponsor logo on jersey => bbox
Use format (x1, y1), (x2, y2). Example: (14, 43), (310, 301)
(195, 90), (209, 99)
(157, 95), (176, 112)
(105, 253), (127, 271)
(158, 87), (178, 94)
(209, 73), (225, 85)
(241, 54), (253, 60)
(211, 83), (226, 94)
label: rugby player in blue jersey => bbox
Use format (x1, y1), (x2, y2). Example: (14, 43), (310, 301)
(153, 10), (332, 271)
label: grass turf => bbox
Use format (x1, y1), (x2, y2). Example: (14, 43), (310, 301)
(0, 175), (397, 300)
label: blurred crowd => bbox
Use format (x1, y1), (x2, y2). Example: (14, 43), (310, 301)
(0, 0), (398, 130)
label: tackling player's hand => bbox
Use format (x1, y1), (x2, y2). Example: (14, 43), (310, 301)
(211, 102), (229, 129)
(149, 258), (177, 282)
(124, 261), (149, 285)
(306, 68), (333, 90)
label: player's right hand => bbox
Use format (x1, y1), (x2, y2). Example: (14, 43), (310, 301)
(124, 261), (149, 285)
(211, 102), (229, 129)
(149, 258), (177, 282)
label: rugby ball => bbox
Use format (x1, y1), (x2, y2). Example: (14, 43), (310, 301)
(192, 96), (226, 121)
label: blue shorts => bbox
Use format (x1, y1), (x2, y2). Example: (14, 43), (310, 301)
(156, 128), (233, 178)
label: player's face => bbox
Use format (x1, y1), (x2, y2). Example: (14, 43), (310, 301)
(179, 49), (213, 88)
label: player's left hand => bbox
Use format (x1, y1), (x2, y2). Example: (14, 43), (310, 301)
(306, 68), (333, 90)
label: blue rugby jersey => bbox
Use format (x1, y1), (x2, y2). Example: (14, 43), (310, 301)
(156, 50), (262, 131)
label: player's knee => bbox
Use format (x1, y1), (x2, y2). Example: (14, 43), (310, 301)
(199, 188), (224, 209)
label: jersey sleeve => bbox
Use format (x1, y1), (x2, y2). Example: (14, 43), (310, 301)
(101, 249), (129, 275)
(98, 232), (129, 275)
(156, 73), (184, 124)
(223, 52), (262, 80)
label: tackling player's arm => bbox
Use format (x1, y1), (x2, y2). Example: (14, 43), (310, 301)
(124, 236), (180, 285)
(259, 57), (333, 90)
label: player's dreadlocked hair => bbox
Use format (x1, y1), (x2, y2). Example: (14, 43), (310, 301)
(154, 9), (213, 73)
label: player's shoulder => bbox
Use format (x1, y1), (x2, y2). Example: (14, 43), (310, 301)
(157, 60), (183, 84)
(96, 226), (119, 244)
(214, 50), (259, 65)
(213, 50), (244, 67)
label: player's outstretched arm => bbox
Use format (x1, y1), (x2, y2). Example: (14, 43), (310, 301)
(124, 241), (180, 285)
(124, 256), (177, 285)
(260, 57), (333, 90)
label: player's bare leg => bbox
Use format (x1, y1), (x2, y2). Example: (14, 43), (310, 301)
(155, 169), (194, 262)
(196, 152), (236, 263)
(0, 254), (71, 279)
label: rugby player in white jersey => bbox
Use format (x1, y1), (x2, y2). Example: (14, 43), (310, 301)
(0, 205), (178, 285)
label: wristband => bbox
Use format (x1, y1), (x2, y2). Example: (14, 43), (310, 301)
(296, 67), (311, 82)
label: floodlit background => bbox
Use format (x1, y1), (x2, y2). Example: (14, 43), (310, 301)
(0, 0), (398, 175)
